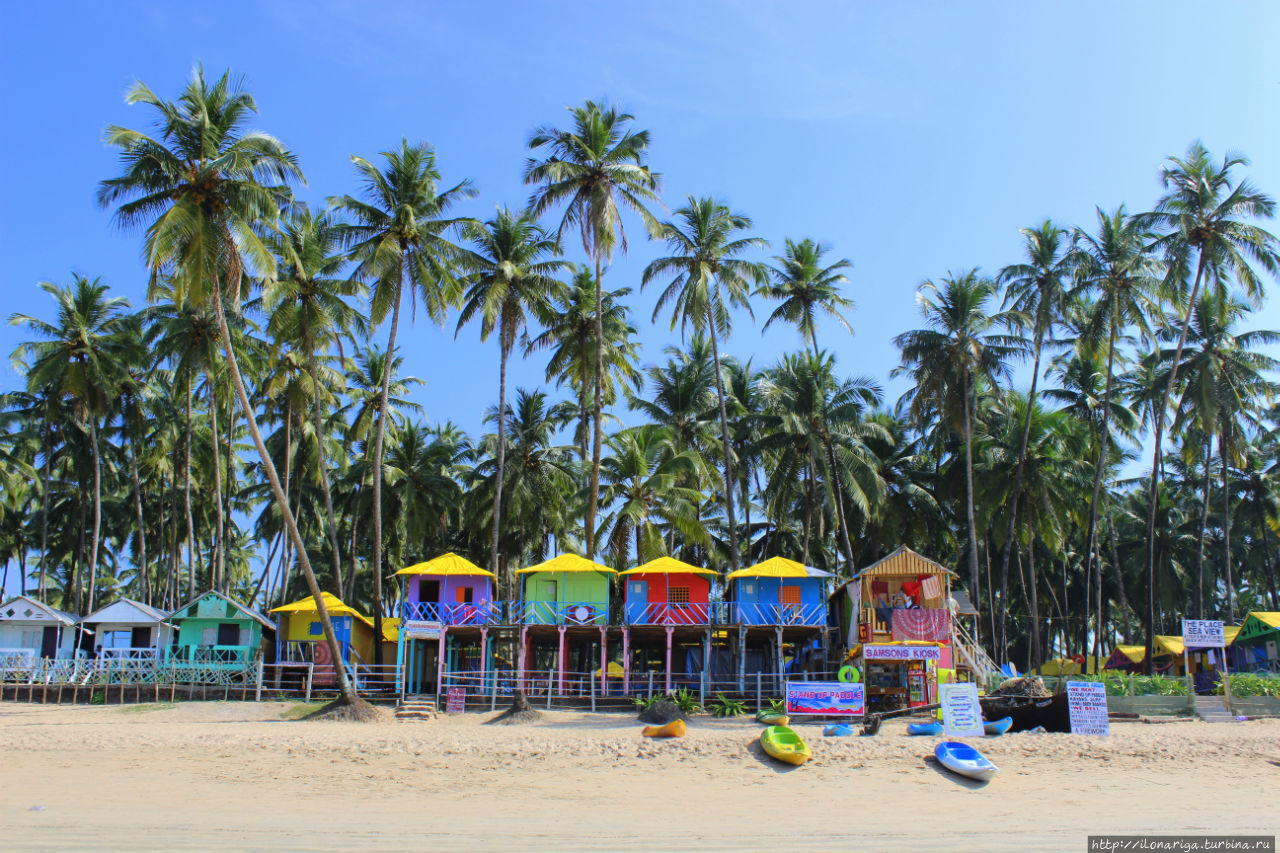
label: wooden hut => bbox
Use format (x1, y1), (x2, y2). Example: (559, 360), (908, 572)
(1231, 612), (1279, 671)
(167, 590), (274, 669)
(270, 592), (377, 668)
(516, 554), (615, 626)
(726, 557), (832, 626)
(0, 595), (79, 666)
(397, 553), (499, 626)
(620, 557), (716, 626)
(80, 598), (171, 660)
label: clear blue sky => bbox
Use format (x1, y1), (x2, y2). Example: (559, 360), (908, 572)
(1, 0), (1277, 440)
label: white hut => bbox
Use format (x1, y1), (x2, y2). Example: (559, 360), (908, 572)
(0, 595), (79, 666)
(80, 599), (172, 660)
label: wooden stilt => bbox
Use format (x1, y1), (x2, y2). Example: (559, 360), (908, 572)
(436, 627), (447, 701)
(517, 625), (528, 693)
(665, 626), (674, 693)
(622, 628), (631, 696)
(599, 626), (608, 698)
(557, 626), (566, 696)
(480, 628), (490, 697)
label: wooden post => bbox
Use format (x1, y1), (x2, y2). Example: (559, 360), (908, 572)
(436, 627), (447, 703)
(738, 626), (747, 692)
(255, 659), (264, 702)
(546, 669), (553, 710)
(664, 627), (674, 693)
(304, 662), (313, 702)
(622, 628), (631, 696)
(648, 670), (654, 699)
(480, 628), (489, 697)
(556, 626), (566, 696)
(599, 626), (608, 699)
(1220, 645), (1233, 713)
(775, 626), (784, 696)
(1184, 648), (1193, 712)
(517, 625), (528, 693)
(756, 670), (762, 710)
(703, 629), (712, 703)
(490, 668), (497, 712)
(590, 663), (597, 712)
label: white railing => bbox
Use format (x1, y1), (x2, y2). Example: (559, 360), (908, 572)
(99, 647), (159, 661)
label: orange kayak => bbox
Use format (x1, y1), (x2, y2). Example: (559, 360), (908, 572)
(642, 719), (687, 738)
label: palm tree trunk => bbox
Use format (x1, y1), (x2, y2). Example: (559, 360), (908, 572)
(1083, 316), (1118, 665)
(39, 422), (51, 602)
(961, 371), (980, 638)
(1196, 440), (1211, 619)
(86, 416), (102, 615)
(1143, 251), (1209, 673)
(1106, 502), (1130, 641)
(801, 460), (814, 567)
(210, 280), (356, 703)
(1220, 430), (1234, 621)
(997, 331), (1044, 659)
(184, 377), (196, 597)
(1026, 536), (1041, 670)
(371, 269), (407, 667)
(490, 338), (510, 591)
(706, 311), (741, 573)
(128, 417), (148, 606)
(208, 378), (226, 593)
(308, 349), (345, 594)
(586, 257), (605, 560)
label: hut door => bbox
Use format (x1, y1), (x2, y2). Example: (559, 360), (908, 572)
(130, 627), (151, 648)
(420, 580), (441, 603)
(40, 627), (58, 658)
(217, 623), (240, 646)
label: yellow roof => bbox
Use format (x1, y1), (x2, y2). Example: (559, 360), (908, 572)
(1249, 612), (1280, 629)
(516, 553), (618, 575)
(269, 592), (373, 629)
(727, 557), (807, 580)
(620, 557), (717, 577)
(1154, 635), (1184, 656)
(1112, 645), (1146, 664)
(1224, 625), (1241, 645)
(396, 552), (496, 578)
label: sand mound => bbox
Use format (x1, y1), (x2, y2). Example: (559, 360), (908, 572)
(303, 696), (389, 723)
(487, 690), (543, 725)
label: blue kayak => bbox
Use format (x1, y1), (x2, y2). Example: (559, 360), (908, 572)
(907, 721), (944, 736)
(823, 723), (854, 737)
(935, 741), (999, 782)
(984, 717), (1012, 736)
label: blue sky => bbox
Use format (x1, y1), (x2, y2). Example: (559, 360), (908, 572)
(1, 0), (1277, 442)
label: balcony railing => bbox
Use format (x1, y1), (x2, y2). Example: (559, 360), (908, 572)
(401, 600), (505, 626)
(729, 602), (827, 627)
(511, 600), (609, 626)
(168, 645), (254, 665)
(624, 601), (716, 626)
(99, 646), (158, 660)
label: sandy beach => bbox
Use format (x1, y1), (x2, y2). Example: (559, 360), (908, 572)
(0, 702), (1276, 851)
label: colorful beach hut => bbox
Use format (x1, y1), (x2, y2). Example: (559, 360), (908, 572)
(1232, 612), (1279, 671)
(397, 553), (499, 626)
(0, 595), (79, 666)
(516, 554), (615, 626)
(270, 592), (377, 669)
(726, 557), (832, 626)
(167, 591), (274, 669)
(80, 598), (171, 660)
(620, 557), (716, 625)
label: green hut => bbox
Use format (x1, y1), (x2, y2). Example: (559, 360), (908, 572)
(168, 590), (274, 670)
(1233, 612), (1280, 671)
(515, 554), (616, 625)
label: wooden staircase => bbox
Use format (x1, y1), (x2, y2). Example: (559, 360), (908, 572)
(953, 619), (1000, 683)
(1192, 694), (1236, 723)
(395, 694), (438, 721)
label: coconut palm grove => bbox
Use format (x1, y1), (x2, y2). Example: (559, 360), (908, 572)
(4, 65), (1280, 680)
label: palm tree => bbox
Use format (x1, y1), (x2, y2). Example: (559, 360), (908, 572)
(97, 68), (359, 704)
(1070, 207), (1160, 662)
(759, 238), (854, 355)
(1139, 142), (1280, 669)
(643, 196), (769, 573)
(993, 221), (1071, 658)
(331, 140), (474, 661)
(894, 271), (1021, 626)
(524, 100), (661, 557)
(526, 268), (642, 463)
(264, 204), (366, 594)
(456, 207), (569, 580)
(9, 276), (134, 614)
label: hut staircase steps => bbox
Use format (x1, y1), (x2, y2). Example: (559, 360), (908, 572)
(952, 619), (1000, 682)
(1192, 695), (1236, 723)
(395, 694), (438, 720)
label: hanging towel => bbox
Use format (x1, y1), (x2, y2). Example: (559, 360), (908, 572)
(871, 580), (889, 594)
(901, 580), (923, 603)
(892, 608), (951, 642)
(921, 576), (942, 600)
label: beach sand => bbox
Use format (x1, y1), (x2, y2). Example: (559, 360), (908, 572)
(1, 701), (1276, 851)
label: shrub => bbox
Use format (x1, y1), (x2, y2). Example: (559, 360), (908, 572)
(1227, 673), (1280, 698)
(707, 693), (746, 717)
(632, 693), (662, 711)
(671, 687), (702, 715)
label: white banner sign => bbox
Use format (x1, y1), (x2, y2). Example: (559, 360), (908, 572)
(863, 644), (941, 661)
(404, 620), (442, 640)
(1066, 681), (1110, 736)
(940, 682), (984, 737)
(1182, 619), (1225, 650)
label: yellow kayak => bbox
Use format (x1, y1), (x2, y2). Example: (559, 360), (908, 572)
(760, 724), (811, 766)
(642, 719), (687, 738)
(756, 710), (790, 726)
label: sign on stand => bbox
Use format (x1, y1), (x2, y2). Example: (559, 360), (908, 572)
(1182, 619), (1225, 649)
(446, 687), (466, 714)
(785, 681), (865, 716)
(1066, 681), (1110, 736)
(940, 682), (983, 737)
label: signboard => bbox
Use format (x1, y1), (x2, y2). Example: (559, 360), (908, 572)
(446, 687), (466, 714)
(404, 620), (442, 640)
(862, 644), (941, 662)
(1182, 619), (1225, 650)
(785, 681), (865, 716)
(1066, 681), (1110, 736)
(940, 682), (983, 737)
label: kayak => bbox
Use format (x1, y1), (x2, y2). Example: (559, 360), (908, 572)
(823, 723), (854, 737)
(984, 717), (1012, 736)
(761, 725), (812, 766)
(641, 719), (687, 738)
(907, 721), (944, 736)
(756, 710), (790, 726)
(934, 741), (999, 782)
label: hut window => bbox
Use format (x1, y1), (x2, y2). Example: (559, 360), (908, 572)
(742, 582), (755, 596)
(202, 626), (217, 645)
(457, 587), (474, 604)
(308, 621), (323, 636)
(781, 585), (802, 605)
(669, 586), (690, 604)
(217, 623), (240, 646)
